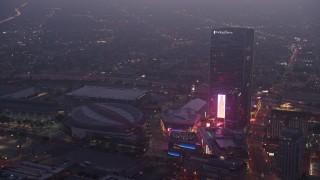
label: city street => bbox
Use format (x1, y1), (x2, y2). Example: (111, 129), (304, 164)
(247, 137), (277, 179)
(247, 101), (279, 179)
(146, 113), (167, 157)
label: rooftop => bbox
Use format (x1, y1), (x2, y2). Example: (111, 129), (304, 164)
(161, 98), (206, 128)
(0, 85), (32, 97)
(66, 86), (148, 101)
(181, 98), (207, 112)
(199, 127), (233, 139)
(215, 139), (236, 149)
(273, 103), (302, 112)
(69, 103), (144, 132)
(0, 98), (62, 112)
(1, 161), (67, 180)
(198, 127), (244, 150)
(170, 132), (199, 143)
(187, 154), (247, 172)
(162, 108), (200, 128)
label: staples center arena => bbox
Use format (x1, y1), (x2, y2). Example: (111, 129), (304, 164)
(66, 103), (146, 145)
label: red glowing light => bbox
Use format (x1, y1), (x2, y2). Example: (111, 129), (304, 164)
(250, 118), (256, 122)
(216, 122), (223, 127)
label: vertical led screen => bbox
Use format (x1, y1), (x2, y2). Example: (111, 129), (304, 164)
(217, 94), (226, 118)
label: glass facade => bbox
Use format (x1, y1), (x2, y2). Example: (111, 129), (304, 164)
(209, 28), (254, 126)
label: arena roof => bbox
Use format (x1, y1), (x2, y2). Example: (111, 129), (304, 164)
(66, 86), (148, 101)
(69, 103), (144, 132)
(0, 85), (32, 97)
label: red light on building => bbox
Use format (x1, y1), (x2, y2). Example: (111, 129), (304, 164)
(250, 118), (256, 122)
(217, 122), (223, 127)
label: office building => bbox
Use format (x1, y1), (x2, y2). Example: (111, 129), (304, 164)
(294, 48), (319, 72)
(209, 28), (254, 126)
(277, 127), (304, 180)
(266, 103), (309, 139)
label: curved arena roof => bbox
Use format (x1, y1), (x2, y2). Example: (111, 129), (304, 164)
(69, 103), (144, 133)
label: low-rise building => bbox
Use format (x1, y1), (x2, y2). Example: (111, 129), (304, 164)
(1, 161), (70, 180)
(0, 98), (63, 121)
(197, 127), (247, 158)
(182, 154), (247, 180)
(160, 98), (207, 135)
(167, 132), (202, 157)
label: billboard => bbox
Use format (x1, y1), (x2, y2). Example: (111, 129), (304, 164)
(217, 94), (226, 118)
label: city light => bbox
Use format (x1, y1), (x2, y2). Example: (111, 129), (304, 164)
(168, 151), (180, 157)
(216, 122), (224, 127)
(206, 122), (210, 127)
(0, 1), (317, 178)
(217, 94), (226, 119)
(267, 152), (274, 157)
(178, 144), (196, 150)
(191, 84), (195, 92)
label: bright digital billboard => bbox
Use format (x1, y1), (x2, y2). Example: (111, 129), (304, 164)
(217, 94), (226, 118)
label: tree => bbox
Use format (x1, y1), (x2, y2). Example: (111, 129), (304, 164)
(0, 115), (10, 123)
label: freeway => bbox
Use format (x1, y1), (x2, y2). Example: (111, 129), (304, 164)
(0, 3), (27, 25)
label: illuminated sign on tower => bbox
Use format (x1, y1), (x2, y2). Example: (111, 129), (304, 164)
(217, 94), (226, 118)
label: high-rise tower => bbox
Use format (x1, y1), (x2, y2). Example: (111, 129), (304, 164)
(209, 28), (254, 126)
(266, 103), (309, 139)
(277, 127), (304, 180)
